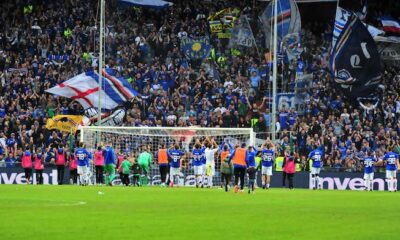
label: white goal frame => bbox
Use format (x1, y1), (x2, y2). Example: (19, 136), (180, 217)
(79, 126), (255, 186)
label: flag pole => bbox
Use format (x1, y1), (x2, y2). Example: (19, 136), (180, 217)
(271, 0), (278, 143)
(98, 0), (104, 126)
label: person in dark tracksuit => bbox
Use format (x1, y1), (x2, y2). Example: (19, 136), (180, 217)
(131, 159), (141, 186)
(220, 145), (233, 192)
(282, 152), (300, 190)
(246, 146), (258, 194)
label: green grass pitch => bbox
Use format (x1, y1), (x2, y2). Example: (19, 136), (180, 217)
(0, 185), (399, 240)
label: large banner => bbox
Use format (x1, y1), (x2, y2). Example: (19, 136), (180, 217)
(0, 166), (69, 184)
(46, 115), (89, 133)
(269, 172), (399, 191)
(2, 165), (398, 191)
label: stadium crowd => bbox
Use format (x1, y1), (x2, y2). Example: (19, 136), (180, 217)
(0, 0), (399, 173)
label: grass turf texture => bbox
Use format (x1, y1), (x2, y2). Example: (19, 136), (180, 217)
(0, 185), (399, 240)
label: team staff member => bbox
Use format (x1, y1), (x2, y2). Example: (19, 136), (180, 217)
(34, 148), (44, 185)
(220, 144), (232, 189)
(94, 145), (105, 185)
(157, 145), (169, 187)
(55, 144), (67, 185)
(69, 152), (78, 184)
(282, 152), (300, 190)
(220, 145), (233, 192)
(21, 146), (33, 184)
(229, 143), (248, 193)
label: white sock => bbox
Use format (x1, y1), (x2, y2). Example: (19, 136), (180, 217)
(208, 176), (213, 187)
(170, 175), (174, 184)
(311, 177), (315, 189)
(365, 179), (369, 190)
(267, 183), (270, 188)
(387, 179), (392, 191)
(370, 180), (373, 191)
(394, 179), (397, 191)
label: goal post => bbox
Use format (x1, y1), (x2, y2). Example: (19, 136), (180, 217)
(79, 126), (255, 186)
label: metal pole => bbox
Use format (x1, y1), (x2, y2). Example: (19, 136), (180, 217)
(271, 0), (278, 143)
(98, 0), (104, 126)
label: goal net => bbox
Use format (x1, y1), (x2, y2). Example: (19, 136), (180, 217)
(79, 126), (255, 186)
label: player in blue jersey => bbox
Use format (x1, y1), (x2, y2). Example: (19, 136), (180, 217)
(383, 149), (399, 192)
(168, 144), (185, 187)
(246, 145), (258, 194)
(200, 143), (207, 187)
(192, 142), (204, 188)
(75, 142), (91, 186)
(261, 141), (275, 189)
(362, 151), (377, 191)
(309, 147), (323, 190)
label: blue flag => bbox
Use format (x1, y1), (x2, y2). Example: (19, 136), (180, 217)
(180, 37), (211, 60)
(330, 14), (382, 99)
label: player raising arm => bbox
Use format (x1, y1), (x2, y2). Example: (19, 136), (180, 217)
(363, 151), (377, 191)
(309, 146), (323, 190)
(383, 149), (399, 192)
(168, 144), (185, 187)
(261, 140), (275, 190)
(204, 137), (219, 188)
(192, 142), (204, 188)
(75, 142), (91, 186)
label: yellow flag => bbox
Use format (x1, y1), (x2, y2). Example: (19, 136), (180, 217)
(46, 115), (86, 133)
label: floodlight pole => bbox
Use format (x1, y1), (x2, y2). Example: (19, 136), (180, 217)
(271, 0), (278, 143)
(98, 0), (105, 126)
